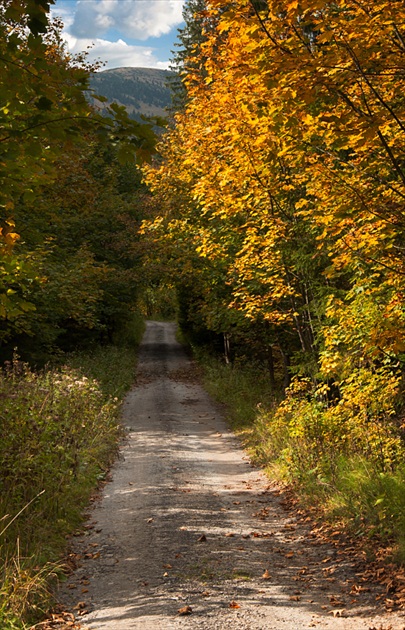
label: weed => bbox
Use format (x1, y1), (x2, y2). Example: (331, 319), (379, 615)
(194, 350), (405, 563)
(0, 328), (142, 628)
(0, 543), (62, 627)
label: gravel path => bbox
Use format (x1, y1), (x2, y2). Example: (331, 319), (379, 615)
(57, 321), (405, 629)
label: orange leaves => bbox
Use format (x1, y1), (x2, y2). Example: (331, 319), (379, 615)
(143, 0), (405, 421)
(0, 226), (20, 253)
(178, 605), (193, 615)
(286, 0), (299, 13)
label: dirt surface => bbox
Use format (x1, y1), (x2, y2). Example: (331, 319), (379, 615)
(57, 321), (405, 629)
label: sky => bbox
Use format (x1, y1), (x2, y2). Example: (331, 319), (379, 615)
(52, 0), (186, 70)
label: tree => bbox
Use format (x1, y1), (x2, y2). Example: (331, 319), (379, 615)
(0, 1), (157, 354)
(169, 0), (220, 108)
(171, 0), (208, 71)
(144, 0), (405, 411)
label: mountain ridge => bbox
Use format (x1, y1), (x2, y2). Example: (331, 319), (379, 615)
(89, 66), (175, 121)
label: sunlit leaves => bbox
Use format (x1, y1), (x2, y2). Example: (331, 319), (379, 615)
(0, 1), (159, 345)
(143, 0), (405, 474)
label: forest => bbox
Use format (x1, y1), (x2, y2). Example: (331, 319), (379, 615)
(1, 0), (405, 626)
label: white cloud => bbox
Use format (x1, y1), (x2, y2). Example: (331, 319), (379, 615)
(71, 0), (184, 40)
(64, 33), (170, 69)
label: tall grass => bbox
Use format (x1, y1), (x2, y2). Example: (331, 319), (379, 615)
(195, 349), (405, 563)
(0, 314), (144, 628)
(64, 312), (144, 399)
(192, 346), (277, 441)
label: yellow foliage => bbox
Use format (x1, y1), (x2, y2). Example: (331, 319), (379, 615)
(143, 0), (405, 468)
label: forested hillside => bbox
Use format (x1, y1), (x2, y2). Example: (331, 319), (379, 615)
(89, 67), (174, 121)
(142, 0), (405, 562)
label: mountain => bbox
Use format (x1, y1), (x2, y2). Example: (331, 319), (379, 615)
(89, 67), (175, 121)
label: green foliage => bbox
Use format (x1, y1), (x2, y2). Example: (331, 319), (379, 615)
(194, 345), (277, 430)
(139, 283), (178, 320)
(1, 139), (149, 361)
(0, 361), (121, 552)
(64, 313), (144, 399)
(0, 329), (141, 628)
(262, 372), (401, 479)
(170, 0), (211, 107)
(0, 554), (60, 629)
(325, 458), (405, 551)
(0, 360), (121, 626)
(195, 347), (405, 559)
(0, 244), (39, 343)
(0, 1), (158, 354)
(0, 7), (94, 214)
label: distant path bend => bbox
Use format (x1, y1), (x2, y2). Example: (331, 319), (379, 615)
(59, 321), (405, 630)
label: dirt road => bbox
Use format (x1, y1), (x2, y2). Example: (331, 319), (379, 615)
(59, 321), (404, 629)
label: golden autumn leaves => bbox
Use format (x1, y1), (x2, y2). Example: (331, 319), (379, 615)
(144, 0), (405, 366)
(142, 0), (405, 481)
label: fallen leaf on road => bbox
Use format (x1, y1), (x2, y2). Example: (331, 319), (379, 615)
(225, 532), (235, 537)
(262, 570), (272, 580)
(351, 584), (370, 594)
(251, 531), (274, 538)
(322, 566), (336, 575)
(198, 534), (207, 542)
(178, 605), (193, 615)
(329, 609), (345, 617)
(285, 552), (294, 558)
(289, 595), (301, 601)
(229, 601), (240, 608)
(163, 564), (172, 569)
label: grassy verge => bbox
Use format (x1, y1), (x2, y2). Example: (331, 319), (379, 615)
(0, 315), (145, 629)
(192, 346), (277, 435)
(193, 347), (405, 564)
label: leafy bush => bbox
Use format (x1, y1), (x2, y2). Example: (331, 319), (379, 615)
(196, 350), (405, 560)
(0, 357), (124, 627)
